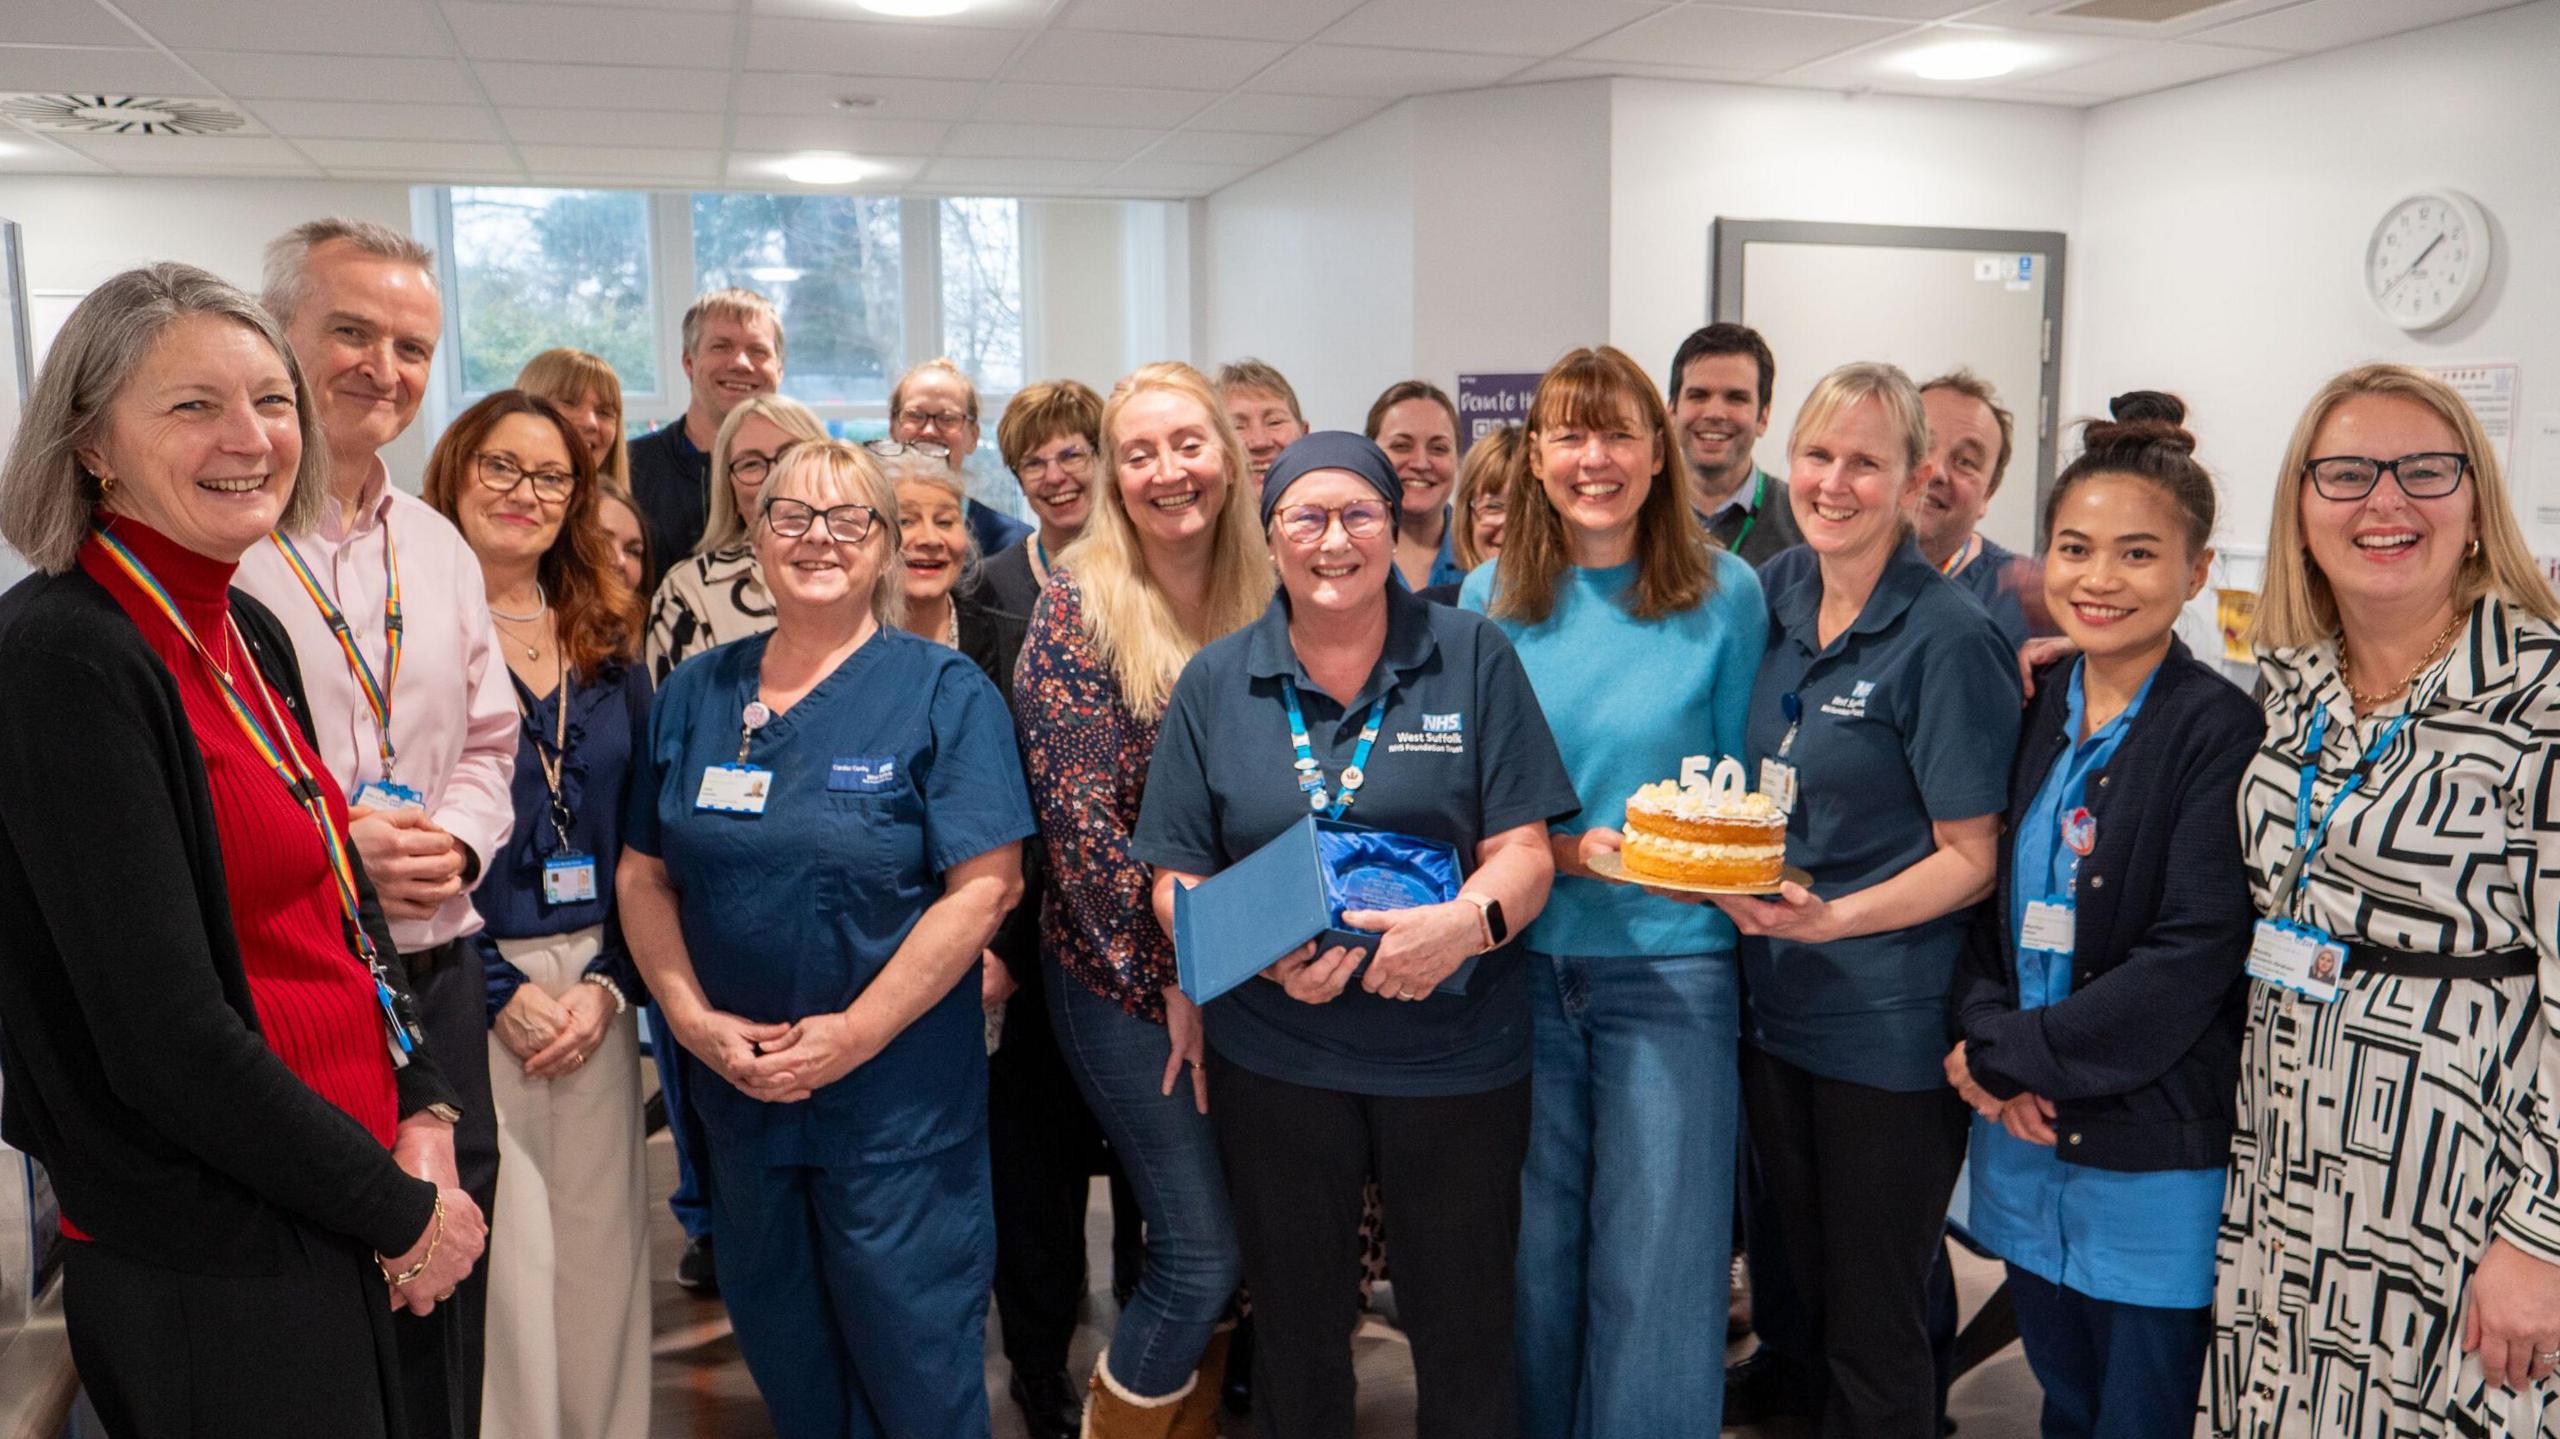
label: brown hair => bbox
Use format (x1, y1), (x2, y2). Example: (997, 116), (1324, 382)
(2044, 391), (2216, 558)
(1214, 358), (1305, 424)
(1492, 346), (1714, 624)
(891, 357), (980, 422)
(1363, 379), (1459, 443)
(1917, 369), (2015, 494)
(514, 347), (629, 489)
(1452, 423), (1521, 572)
(423, 390), (641, 680)
(997, 379), (1105, 473)
(681, 287), (783, 362)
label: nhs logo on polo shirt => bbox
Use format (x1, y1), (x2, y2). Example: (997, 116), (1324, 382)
(1390, 711), (1466, 756)
(1820, 680), (1877, 720)
(829, 755), (899, 792)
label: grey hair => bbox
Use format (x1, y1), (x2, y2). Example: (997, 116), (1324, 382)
(0, 263), (329, 574)
(262, 217), (436, 328)
(876, 447), (981, 576)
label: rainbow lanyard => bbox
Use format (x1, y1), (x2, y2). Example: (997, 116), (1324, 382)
(268, 528), (404, 780)
(92, 528), (419, 1065)
(1938, 533), (1980, 578)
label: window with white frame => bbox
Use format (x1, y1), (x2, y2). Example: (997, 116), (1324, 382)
(444, 187), (658, 397)
(691, 192), (905, 409)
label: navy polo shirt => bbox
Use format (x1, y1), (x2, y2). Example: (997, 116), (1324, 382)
(1746, 541), (2021, 1091)
(1133, 584), (1579, 1097)
(627, 626), (1037, 1163)
(627, 418), (710, 578)
(1949, 534), (2032, 650)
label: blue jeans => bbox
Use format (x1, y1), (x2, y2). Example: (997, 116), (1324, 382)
(1047, 973), (1242, 1398)
(1515, 951), (1740, 1438)
(2007, 1266), (2210, 1439)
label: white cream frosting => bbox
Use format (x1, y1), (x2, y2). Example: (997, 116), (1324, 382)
(1624, 830), (1785, 863)
(1627, 778), (1785, 824)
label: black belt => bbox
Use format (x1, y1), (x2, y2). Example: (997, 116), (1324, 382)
(2350, 944), (2536, 980)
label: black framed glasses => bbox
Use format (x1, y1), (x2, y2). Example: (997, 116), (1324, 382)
(2304, 451), (2470, 501)
(727, 448), (786, 484)
(762, 496), (882, 543)
(473, 451), (575, 503)
(865, 438), (951, 462)
(1015, 445), (1095, 483)
(1276, 500), (1391, 545)
(893, 407), (973, 436)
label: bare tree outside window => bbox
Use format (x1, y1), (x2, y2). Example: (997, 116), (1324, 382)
(940, 198), (1023, 394)
(450, 188), (656, 395)
(693, 192), (904, 407)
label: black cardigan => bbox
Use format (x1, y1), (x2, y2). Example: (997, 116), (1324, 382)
(0, 567), (454, 1273)
(1950, 639), (2263, 1173)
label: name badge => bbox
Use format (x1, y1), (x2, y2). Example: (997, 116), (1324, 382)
(696, 764), (772, 815)
(542, 852), (598, 905)
(828, 755), (899, 793)
(2247, 918), (2344, 1002)
(1759, 758), (1798, 814)
(2019, 899), (2076, 953)
(352, 779), (425, 812)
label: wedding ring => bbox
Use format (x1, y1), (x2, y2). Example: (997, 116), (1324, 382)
(1188, 1060), (1205, 1071)
(2538, 1347), (2560, 1368)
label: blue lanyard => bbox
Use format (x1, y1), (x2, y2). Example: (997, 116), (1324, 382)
(1281, 675), (1387, 820)
(2277, 705), (2411, 899)
(1776, 690), (1803, 759)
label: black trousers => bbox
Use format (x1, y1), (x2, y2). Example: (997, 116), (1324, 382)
(1740, 1044), (1968, 1439)
(988, 959), (1112, 1375)
(396, 941), (500, 1439)
(1210, 1051), (1529, 1439)
(65, 1223), (404, 1439)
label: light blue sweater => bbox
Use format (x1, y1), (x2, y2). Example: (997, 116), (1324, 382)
(1461, 548), (1767, 957)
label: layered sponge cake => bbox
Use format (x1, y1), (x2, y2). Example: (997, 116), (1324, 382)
(1622, 772), (1787, 888)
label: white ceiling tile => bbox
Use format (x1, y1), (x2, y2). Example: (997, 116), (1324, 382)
(1093, 157), (1252, 193)
(742, 16), (1017, 78)
(754, 0), (1050, 26)
(505, 0), (734, 8)
(9, 0), (145, 48)
(188, 50), (482, 102)
(1058, 0), (1367, 45)
(1957, 0), (2302, 39)
(443, 3), (735, 68)
(943, 122), (1158, 160)
(1572, 8), (1912, 72)
(333, 167), (528, 182)
(516, 144), (721, 178)
(499, 106), (728, 147)
(0, 139), (112, 172)
(0, 46), (207, 93)
(727, 113), (953, 151)
(241, 99), (503, 141)
(924, 155), (1115, 187)
(1244, 44), (1525, 97)
(732, 71), (985, 121)
(2010, 39), (2289, 98)
(294, 137), (523, 170)
(2192, 0), (2525, 52)
(475, 61), (732, 112)
(1992, 87), (2116, 108)
(1508, 58), (1761, 84)
(1141, 129), (1307, 165)
(723, 148), (927, 184)
(1786, 25), (2140, 88)
(1183, 90), (1384, 134)
(1684, 0), (1971, 16)
(53, 131), (320, 171)
(1318, 0), (1670, 58)
(1006, 30), (1292, 89)
(971, 82), (1221, 128)
(113, 0), (453, 57)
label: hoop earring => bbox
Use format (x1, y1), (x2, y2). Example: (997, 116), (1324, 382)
(97, 474), (115, 498)
(2469, 537), (2483, 560)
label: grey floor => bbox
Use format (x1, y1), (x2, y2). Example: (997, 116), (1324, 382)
(640, 1127), (2045, 1437)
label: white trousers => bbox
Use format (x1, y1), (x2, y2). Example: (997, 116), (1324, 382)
(480, 926), (651, 1439)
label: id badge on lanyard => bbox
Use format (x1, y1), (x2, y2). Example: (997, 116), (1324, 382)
(353, 779), (425, 811)
(2019, 805), (2096, 954)
(1760, 691), (1802, 814)
(699, 699), (774, 815)
(2253, 706), (2409, 1001)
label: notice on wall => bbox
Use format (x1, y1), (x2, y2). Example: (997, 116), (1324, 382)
(2426, 361), (2518, 470)
(1456, 373), (1542, 452)
(2530, 411), (2560, 528)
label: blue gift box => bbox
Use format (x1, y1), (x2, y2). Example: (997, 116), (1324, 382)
(1172, 817), (1473, 1006)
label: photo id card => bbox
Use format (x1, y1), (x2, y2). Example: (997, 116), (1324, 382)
(696, 763), (773, 816)
(1759, 758), (1799, 814)
(2246, 918), (2345, 1002)
(2019, 900), (2076, 954)
(542, 852), (599, 905)
(351, 779), (426, 812)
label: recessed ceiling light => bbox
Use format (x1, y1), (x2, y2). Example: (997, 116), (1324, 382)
(854, 0), (971, 17)
(779, 152), (871, 185)
(1904, 40), (2033, 81)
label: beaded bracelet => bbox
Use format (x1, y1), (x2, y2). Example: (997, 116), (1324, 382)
(380, 1192), (445, 1287)
(581, 972), (628, 1016)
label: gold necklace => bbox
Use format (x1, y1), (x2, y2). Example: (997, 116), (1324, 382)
(2339, 612), (2465, 707)
(493, 609), (551, 662)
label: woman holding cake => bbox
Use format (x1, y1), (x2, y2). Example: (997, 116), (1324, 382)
(1135, 430), (1577, 1439)
(1709, 361), (2020, 1438)
(1458, 345), (1769, 1435)
(1943, 393), (2262, 1435)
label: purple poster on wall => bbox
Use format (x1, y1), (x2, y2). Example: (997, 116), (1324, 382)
(1456, 373), (1541, 452)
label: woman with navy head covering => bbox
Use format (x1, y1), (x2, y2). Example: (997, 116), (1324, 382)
(1137, 433), (1578, 1439)
(616, 438), (1035, 1439)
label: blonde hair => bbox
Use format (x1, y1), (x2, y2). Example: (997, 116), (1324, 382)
(1790, 361), (1931, 476)
(756, 440), (905, 629)
(515, 347), (629, 488)
(2, 263), (329, 573)
(1214, 358), (1305, 424)
(1063, 361), (1276, 720)
(681, 287), (783, 362)
(1453, 424), (1521, 572)
(891, 357), (981, 423)
(700, 394), (826, 556)
(2253, 362), (2558, 648)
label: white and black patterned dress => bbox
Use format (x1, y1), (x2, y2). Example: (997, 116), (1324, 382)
(644, 543), (774, 684)
(2211, 596), (2560, 1437)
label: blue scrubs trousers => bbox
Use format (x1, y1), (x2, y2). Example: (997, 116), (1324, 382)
(2006, 1266), (2210, 1439)
(703, 1129), (995, 1439)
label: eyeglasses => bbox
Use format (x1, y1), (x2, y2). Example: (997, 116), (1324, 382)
(762, 496), (882, 543)
(474, 451), (575, 503)
(865, 438), (952, 462)
(727, 449), (784, 484)
(2303, 451), (2470, 501)
(1015, 445), (1095, 483)
(894, 408), (973, 435)
(1276, 500), (1391, 545)
(1468, 496), (1507, 518)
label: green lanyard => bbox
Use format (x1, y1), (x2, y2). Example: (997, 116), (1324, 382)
(1726, 470), (1766, 554)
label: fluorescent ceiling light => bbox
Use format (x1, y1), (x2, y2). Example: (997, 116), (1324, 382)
(854, 0), (972, 16)
(1904, 40), (2032, 81)
(779, 153), (871, 185)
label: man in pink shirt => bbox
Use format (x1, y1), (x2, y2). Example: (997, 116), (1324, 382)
(236, 217), (517, 1439)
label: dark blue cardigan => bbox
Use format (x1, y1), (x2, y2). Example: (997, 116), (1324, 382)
(1950, 638), (2264, 1174)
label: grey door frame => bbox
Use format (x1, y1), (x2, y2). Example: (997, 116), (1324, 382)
(1710, 218), (2068, 519)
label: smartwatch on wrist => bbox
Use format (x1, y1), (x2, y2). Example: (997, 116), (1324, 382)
(1462, 893), (1508, 951)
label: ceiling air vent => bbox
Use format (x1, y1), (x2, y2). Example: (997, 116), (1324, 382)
(2048, 0), (2233, 20)
(0, 94), (256, 136)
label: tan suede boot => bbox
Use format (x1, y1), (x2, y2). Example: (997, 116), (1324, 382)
(1168, 1326), (1232, 1439)
(1081, 1350), (1191, 1439)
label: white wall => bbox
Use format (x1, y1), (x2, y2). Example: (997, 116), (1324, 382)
(2067, 0), (2560, 553)
(1028, 199), (1134, 394)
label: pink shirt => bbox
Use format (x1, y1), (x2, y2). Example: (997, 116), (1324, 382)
(235, 458), (518, 954)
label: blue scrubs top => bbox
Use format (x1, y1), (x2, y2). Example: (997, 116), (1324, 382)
(1745, 541), (2020, 1091)
(1425, 520), (1467, 591)
(626, 626), (1037, 1165)
(1950, 535), (2032, 650)
(1134, 585), (1580, 1097)
(1966, 659), (2222, 1310)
